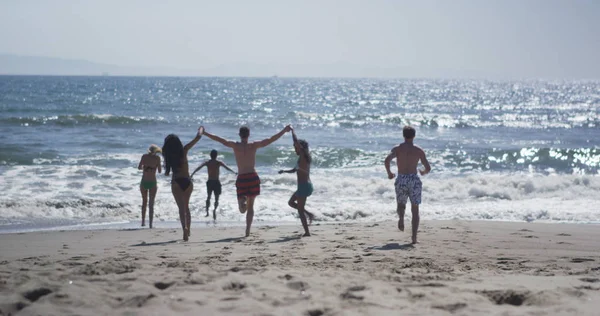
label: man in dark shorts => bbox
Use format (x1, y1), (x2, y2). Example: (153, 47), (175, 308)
(384, 126), (431, 244)
(202, 125), (291, 236)
(191, 149), (236, 220)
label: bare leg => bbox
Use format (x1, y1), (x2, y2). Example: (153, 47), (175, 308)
(183, 183), (193, 238)
(148, 186), (158, 228)
(172, 182), (193, 241)
(297, 196), (310, 236)
(397, 203), (406, 231)
(213, 194), (220, 221)
(140, 186), (148, 227)
(171, 183), (187, 239)
(238, 196), (247, 213)
(245, 196), (256, 237)
(411, 204), (419, 244)
(289, 195), (314, 225)
(205, 189), (212, 217)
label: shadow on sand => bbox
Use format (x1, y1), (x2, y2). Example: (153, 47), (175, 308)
(204, 237), (244, 243)
(269, 235), (302, 243)
(370, 242), (414, 251)
(130, 240), (179, 247)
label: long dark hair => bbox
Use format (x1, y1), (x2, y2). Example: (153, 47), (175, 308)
(162, 134), (184, 175)
(297, 139), (312, 164)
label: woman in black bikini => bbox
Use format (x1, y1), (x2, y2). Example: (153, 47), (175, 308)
(138, 144), (162, 228)
(162, 127), (203, 241)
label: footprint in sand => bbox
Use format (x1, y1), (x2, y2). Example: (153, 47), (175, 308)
(154, 281), (174, 290)
(23, 288), (52, 302)
(571, 258), (595, 263)
(478, 289), (531, 306)
(580, 278), (599, 283)
(223, 281), (247, 291)
(557, 233), (572, 236)
(287, 280), (310, 291)
(432, 302), (467, 313)
(340, 285), (366, 300)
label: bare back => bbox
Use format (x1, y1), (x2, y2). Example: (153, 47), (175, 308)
(139, 154), (161, 181)
(232, 142), (258, 174)
(392, 142), (426, 175)
(205, 160), (221, 180)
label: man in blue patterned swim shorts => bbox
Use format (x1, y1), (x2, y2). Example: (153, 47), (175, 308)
(384, 126), (431, 244)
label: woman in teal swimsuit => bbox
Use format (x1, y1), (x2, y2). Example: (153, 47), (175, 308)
(138, 144), (162, 228)
(278, 128), (315, 236)
(162, 127), (203, 241)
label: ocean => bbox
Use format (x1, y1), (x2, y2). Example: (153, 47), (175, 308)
(1, 76), (599, 232)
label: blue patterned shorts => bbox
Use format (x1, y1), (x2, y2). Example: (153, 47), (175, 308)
(394, 174), (422, 205)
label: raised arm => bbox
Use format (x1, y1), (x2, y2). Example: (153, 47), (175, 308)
(291, 128), (298, 144)
(184, 127), (204, 152)
(190, 161), (208, 178)
(384, 148), (397, 179)
(419, 149), (431, 176)
(203, 130), (235, 148)
(219, 161), (237, 174)
(256, 125), (291, 148)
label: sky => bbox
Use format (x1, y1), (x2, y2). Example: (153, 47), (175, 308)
(0, 0), (599, 79)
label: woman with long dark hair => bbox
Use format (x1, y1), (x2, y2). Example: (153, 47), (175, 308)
(162, 127), (203, 241)
(278, 128), (315, 236)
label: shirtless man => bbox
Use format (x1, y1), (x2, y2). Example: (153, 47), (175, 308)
(190, 149), (237, 220)
(202, 125), (291, 236)
(384, 126), (431, 244)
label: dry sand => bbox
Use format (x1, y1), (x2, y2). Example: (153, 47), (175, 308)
(0, 220), (599, 315)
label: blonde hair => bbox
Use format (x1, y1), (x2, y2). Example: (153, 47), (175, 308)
(148, 144), (162, 154)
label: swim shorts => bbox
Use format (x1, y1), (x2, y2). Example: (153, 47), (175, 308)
(295, 181), (313, 197)
(236, 172), (260, 198)
(206, 179), (222, 196)
(394, 174), (422, 205)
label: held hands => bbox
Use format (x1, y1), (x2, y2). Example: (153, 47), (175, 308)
(198, 126), (205, 136)
(278, 170), (284, 174)
(284, 125), (292, 133)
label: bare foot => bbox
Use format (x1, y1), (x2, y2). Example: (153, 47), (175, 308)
(303, 233), (311, 237)
(141, 223), (145, 227)
(205, 213), (210, 217)
(183, 229), (189, 241)
(398, 219), (404, 231)
(411, 236), (417, 244)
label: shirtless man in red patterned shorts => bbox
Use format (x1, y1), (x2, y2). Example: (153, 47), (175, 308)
(202, 125), (291, 237)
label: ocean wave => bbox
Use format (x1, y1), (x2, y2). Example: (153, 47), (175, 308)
(1, 114), (166, 127)
(1, 163), (599, 225)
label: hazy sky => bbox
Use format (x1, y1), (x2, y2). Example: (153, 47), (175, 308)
(1, 0), (599, 78)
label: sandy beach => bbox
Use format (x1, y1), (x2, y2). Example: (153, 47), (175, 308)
(1, 220), (599, 315)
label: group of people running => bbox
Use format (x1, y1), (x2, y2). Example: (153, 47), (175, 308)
(138, 125), (431, 244)
(137, 125), (315, 241)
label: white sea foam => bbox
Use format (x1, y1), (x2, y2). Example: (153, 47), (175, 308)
(1, 164), (599, 231)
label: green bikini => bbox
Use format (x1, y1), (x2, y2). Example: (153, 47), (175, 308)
(140, 180), (157, 190)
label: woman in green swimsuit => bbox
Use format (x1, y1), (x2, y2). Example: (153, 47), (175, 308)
(278, 128), (315, 236)
(138, 144), (162, 228)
